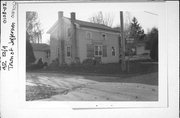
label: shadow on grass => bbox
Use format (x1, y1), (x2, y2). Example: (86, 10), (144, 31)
(80, 72), (158, 86)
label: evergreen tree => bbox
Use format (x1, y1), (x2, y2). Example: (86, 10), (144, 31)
(129, 17), (145, 42)
(147, 27), (158, 61)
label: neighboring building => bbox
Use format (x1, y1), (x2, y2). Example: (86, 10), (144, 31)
(47, 11), (120, 65)
(136, 42), (150, 55)
(125, 38), (150, 56)
(31, 43), (50, 64)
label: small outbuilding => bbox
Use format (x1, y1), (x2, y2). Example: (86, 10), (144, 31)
(31, 43), (50, 65)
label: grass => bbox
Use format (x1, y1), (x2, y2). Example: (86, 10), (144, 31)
(26, 61), (158, 100)
(26, 85), (59, 101)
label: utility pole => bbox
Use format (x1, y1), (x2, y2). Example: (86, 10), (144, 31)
(120, 11), (126, 72)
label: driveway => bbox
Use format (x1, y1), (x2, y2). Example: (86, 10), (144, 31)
(26, 72), (158, 101)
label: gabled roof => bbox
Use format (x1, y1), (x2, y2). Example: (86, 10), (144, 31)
(73, 19), (120, 33)
(47, 20), (59, 34)
(47, 17), (120, 34)
(31, 43), (50, 51)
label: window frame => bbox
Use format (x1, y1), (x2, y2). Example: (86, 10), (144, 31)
(66, 46), (71, 57)
(86, 31), (92, 40)
(94, 45), (103, 57)
(101, 33), (107, 40)
(67, 28), (71, 37)
(111, 46), (116, 56)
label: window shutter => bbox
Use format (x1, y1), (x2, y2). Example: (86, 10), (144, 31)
(103, 45), (107, 57)
(87, 44), (94, 57)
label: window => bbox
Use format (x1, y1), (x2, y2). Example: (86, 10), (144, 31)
(67, 46), (71, 57)
(87, 44), (94, 57)
(112, 47), (115, 56)
(102, 45), (107, 57)
(46, 51), (50, 58)
(102, 33), (106, 40)
(68, 28), (71, 37)
(86, 31), (92, 40)
(94, 45), (102, 57)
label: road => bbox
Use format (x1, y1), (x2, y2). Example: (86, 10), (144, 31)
(26, 72), (158, 101)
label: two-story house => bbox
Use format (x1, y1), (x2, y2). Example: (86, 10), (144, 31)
(47, 11), (121, 65)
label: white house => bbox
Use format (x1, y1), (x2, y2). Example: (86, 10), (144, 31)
(47, 11), (121, 65)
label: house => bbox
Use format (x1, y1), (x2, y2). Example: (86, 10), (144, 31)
(47, 11), (120, 65)
(31, 43), (50, 65)
(125, 38), (150, 56)
(136, 42), (150, 55)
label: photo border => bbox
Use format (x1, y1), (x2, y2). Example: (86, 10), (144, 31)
(17, 1), (168, 109)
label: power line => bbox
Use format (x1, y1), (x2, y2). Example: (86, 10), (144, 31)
(144, 11), (158, 16)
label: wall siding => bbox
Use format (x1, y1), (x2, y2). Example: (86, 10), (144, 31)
(77, 27), (120, 63)
(49, 17), (120, 65)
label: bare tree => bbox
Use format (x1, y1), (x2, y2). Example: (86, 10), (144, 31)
(26, 11), (43, 43)
(124, 11), (132, 31)
(89, 11), (114, 27)
(114, 12), (132, 39)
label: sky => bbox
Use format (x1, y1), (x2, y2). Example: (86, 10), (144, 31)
(30, 3), (158, 44)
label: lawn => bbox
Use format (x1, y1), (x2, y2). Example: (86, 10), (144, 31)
(26, 61), (158, 101)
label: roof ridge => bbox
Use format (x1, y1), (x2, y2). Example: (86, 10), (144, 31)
(65, 17), (119, 32)
(31, 43), (50, 51)
(65, 17), (111, 27)
(47, 16), (120, 34)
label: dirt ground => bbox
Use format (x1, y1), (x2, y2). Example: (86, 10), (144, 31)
(26, 72), (158, 101)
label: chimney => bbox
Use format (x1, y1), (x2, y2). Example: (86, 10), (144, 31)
(71, 12), (76, 21)
(58, 11), (63, 19)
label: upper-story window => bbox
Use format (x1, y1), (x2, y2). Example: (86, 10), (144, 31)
(102, 33), (107, 40)
(86, 31), (92, 40)
(68, 28), (71, 37)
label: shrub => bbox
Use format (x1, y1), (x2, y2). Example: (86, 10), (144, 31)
(37, 58), (44, 69)
(82, 57), (102, 65)
(82, 58), (94, 65)
(71, 57), (80, 65)
(48, 58), (59, 69)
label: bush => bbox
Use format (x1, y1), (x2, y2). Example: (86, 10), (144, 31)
(82, 58), (94, 65)
(43, 62), (48, 67)
(71, 57), (80, 65)
(37, 58), (44, 68)
(82, 57), (102, 65)
(48, 58), (59, 69)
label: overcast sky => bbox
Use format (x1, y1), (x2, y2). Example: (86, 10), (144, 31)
(30, 3), (158, 44)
